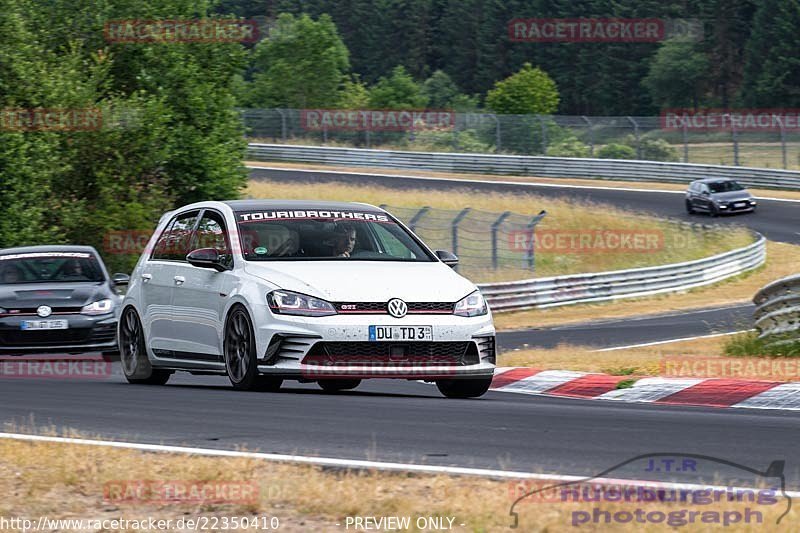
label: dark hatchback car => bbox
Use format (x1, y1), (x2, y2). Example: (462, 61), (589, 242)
(0, 245), (129, 355)
(685, 178), (757, 216)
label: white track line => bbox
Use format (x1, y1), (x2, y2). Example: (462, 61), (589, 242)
(3, 432), (798, 498)
(593, 330), (752, 352)
(246, 164), (800, 203)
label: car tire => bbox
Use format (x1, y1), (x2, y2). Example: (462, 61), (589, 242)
(119, 307), (171, 385)
(318, 379), (361, 393)
(709, 204), (720, 217)
(224, 305), (263, 391)
(436, 377), (493, 399)
(685, 200), (695, 214)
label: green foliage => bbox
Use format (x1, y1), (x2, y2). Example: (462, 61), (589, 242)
(625, 136), (680, 162)
(546, 137), (590, 158)
(411, 128), (492, 153)
(725, 331), (800, 358)
(596, 143), (637, 160)
(740, 0), (800, 106)
(422, 70), (460, 109)
(249, 13), (350, 108)
(368, 66), (428, 110)
(486, 63), (559, 115)
(338, 75), (370, 108)
(642, 38), (710, 109)
(0, 0), (247, 273)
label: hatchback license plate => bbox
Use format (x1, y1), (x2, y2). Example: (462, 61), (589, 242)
(20, 320), (68, 330)
(369, 325), (432, 341)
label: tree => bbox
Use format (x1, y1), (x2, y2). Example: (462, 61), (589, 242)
(249, 13), (350, 108)
(368, 65), (428, 109)
(642, 38), (710, 109)
(485, 63), (559, 115)
(338, 75), (370, 108)
(422, 70), (460, 108)
(740, 0), (800, 106)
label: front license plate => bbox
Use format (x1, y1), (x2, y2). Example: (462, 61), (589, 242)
(734, 202), (746, 207)
(20, 320), (68, 330)
(369, 325), (432, 341)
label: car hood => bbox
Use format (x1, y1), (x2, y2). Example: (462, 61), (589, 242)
(0, 282), (111, 309)
(711, 191), (752, 202)
(244, 261), (477, 302)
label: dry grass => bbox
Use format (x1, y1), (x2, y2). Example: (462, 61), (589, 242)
(493, 241), (800, 331)
(1, 434), (795, 532)
(246, 160), (800, 201)
(245, 179), (753, 284)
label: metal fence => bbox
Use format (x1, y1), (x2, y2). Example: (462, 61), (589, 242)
(242, 109), (800, 170)
(382, 204), (546, 276)
(246, 143), (800, 191)
(753, 275), (800, 345)
(480, 234), (766, 312)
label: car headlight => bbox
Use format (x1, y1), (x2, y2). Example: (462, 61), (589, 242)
(267, 290), (337, 317)
(749, 199), (757, 204)
(454, 291), (488, 317)
(81, 299), (114, 315)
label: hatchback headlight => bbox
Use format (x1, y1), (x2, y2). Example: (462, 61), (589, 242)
(81, 299), (114, 315)
(454, 291), (488, 317)
(267, 290), (337, 317)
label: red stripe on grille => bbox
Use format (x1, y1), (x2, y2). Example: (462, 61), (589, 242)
(655, 379), (781, 407)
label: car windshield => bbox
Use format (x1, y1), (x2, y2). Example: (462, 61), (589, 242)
(0, 252), (105, 284)
(707, 181), (745, 193)
(235, 209), (434, 262)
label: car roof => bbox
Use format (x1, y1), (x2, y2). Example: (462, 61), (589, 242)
(223, 199), (384, 212)
(692, 178), (738, 184)
(0, 245), (99, 256)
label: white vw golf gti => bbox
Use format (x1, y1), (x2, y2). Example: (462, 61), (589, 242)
(119, 200), (496, 398)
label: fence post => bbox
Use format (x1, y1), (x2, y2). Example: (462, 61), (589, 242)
(365, 129), (371, 149)
(581, 116), (593, 156)
(780, 121), (787, 169)
(451, 208), (471, 271)
(731, 117), (739, 166)
(408, 206), (430, 233)
(276, 109), (287, 142)
(490, 113), (501, 152)
(525, 210), (547, 271)
(627, 117), (641, 159)
(323, 121), (328, 144)
(682, 121), (689, 163)
(538, 115), (548, 153)
(490, 211), (512, 270)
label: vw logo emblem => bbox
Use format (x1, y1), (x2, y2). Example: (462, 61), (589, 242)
(36, 305), (52, 318)
(387, 298), (408, 318)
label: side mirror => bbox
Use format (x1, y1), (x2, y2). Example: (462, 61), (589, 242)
(187, 248), (229, 272)
(435, 250), (459, 268)
(701, 190), (710, 196)
(111, 273), (130, 286)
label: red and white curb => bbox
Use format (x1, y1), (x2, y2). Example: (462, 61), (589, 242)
(491, 368), (800, 411)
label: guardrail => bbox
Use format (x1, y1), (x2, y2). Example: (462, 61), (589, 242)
(477, 234), (766, 312)
(247, 143), (800, 191)
(753, 274), (800, 343)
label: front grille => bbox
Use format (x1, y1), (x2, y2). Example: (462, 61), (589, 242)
(0, 307), (83, 317)
(0, 328), (91, 346)
(334, 302), (454, 314)
(303, 341), (477, 366)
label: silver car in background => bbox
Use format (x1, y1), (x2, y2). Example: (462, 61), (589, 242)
(685, 178), (757, 216)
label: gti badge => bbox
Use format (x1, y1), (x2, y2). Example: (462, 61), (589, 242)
(387, 298), (408, 318)
(37, 305), (52, 318)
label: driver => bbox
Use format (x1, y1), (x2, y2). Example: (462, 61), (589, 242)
(1, 265), (22, 283)
(61, 259), (86, 279)
(331, 224), (357, 258)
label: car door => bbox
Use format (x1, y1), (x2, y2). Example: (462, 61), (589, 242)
(169, 209), (236, 361)
(697, 183), (712, 210)
(141, 210), (200, 355)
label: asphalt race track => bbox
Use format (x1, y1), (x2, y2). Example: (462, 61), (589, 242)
(1, 166), (797, 493)
(2, 369), (800, 489)
(248, 166), (800, 244)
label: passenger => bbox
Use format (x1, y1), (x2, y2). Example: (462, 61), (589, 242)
(331, 224), (357, 258)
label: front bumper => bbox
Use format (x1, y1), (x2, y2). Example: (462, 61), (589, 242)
(252, 308), (496, 380)
(0, 314), (118, 355)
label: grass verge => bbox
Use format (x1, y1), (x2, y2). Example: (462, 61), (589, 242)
(1, 434), (795, 532)
(493, 241), (800, 331)
(246, 179), (753, 284)
(725, 331), (800, 357)
(247, 160), (800, 201)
